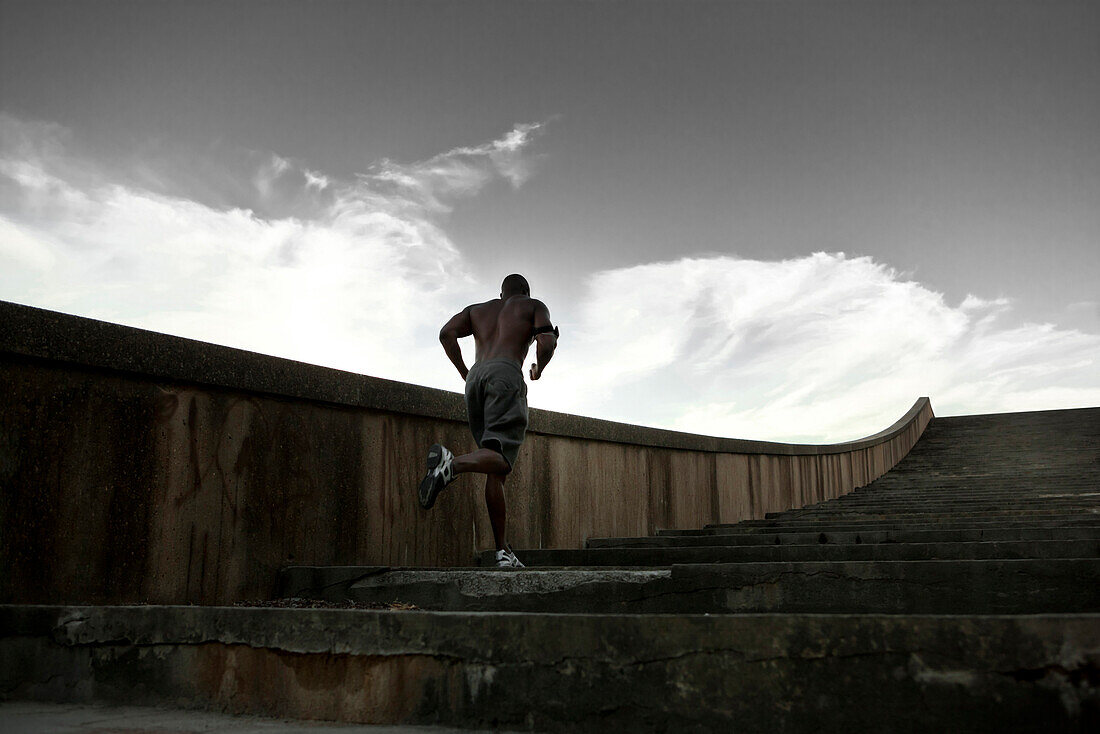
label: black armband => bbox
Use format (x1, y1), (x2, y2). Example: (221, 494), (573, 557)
(532, 325), (560, 339)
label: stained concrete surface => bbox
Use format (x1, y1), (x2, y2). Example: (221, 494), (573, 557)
(0, 702), (511, 734)
(4, 607), (1099, 732)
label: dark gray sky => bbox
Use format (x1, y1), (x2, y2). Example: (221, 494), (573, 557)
(4, 0), (1097, 321)
(1, 0), (1097, 439)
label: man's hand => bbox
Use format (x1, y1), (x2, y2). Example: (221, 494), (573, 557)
(529, 362), (542, 381)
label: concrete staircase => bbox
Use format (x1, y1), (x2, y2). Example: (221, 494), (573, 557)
(283, 408), (1100, 618)
(5, 407), (1098, 731)
(275, 407), (1100, 728)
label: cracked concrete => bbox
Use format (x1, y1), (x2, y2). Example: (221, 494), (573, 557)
(3, 606), (1100, 731)
(350, 569), (670, 597)
(281, 559), (1100, 614)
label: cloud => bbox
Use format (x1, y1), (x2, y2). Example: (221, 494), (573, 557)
(0, 113), (546, 389)
(535, 253), (1100, 442)
(367, 121), (547, 212)
(2, 112), (1096, 444)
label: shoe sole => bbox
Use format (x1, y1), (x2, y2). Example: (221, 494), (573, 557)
(418, 444), (444, 509)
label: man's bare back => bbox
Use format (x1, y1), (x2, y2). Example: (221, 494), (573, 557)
(439, 279), (556, 382)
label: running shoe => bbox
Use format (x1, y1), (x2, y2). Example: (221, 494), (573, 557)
(417, 443), (455, 509)
(494, 545), (525, 568)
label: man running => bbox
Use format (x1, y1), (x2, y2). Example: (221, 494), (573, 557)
(417, 274), (558, 568)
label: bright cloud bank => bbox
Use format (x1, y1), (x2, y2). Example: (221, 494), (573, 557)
(1, 113), (1097, 442)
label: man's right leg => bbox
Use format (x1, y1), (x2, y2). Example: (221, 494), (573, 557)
(454, 448), (510, 476)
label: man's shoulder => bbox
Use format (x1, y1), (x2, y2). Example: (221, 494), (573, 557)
(503, 295), (548, 317)
(467, 298), (502, 313)
(509, 295), (546, 308)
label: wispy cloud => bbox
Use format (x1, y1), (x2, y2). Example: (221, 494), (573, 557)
(1, 113), (1096, 443)
(0, 113), (546, 388)
(367, 121), (547, 213)
(536, 253), (1100, 441)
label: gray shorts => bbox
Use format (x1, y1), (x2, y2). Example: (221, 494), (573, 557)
(464, 358), (529, 471)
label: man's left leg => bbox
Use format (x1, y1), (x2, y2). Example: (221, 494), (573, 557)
(454, 449), (512, 551)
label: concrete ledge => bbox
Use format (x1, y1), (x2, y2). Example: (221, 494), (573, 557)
(478, 539), (1100, 566)
(0, 300), (927, 454)
(664, 517), (1100, 536)
(588, 526), (1100, 548)
(2, 605), (1098, 731)
(0, 702), (485, 734)
(279, 560), (1100, 614)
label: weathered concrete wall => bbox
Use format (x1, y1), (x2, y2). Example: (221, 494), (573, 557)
(4, 605), (1097, 732)
(0, 301), (933, 605)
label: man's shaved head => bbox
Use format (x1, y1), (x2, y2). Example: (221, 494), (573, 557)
(501, 273), (530, 297)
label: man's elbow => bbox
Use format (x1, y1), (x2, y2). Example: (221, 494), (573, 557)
(439, 328), (455, 343)
(537, 334), (558, 353)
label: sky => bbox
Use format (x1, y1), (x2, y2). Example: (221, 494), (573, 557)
(1, 0), (1098, 442)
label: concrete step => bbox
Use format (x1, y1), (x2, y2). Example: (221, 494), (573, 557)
(862, 478), (1097, 484)
(4, 605), (1098, 733)
(758, 509), (1100, 522)
(680, 559), (1100, 614)
(880, 476), (1098, 482)
(770, 509), (1100, 522)
(851, 484), (1100, 494)
(758, 513), (1100, 525)
(696, 520), (1100, 535)
(281, 567), (683, 614)
(800, 493), (1100, 506)
(0, 702), (474, 734)
(588, 525), (1100, 548)
(481, 539), (1100, 566)
(792, 497), (1100, 511)
(785, 505), (1100, 517)
(843, 483), (1099, 493)
(668, 517), (1100, 536)
(805, 495), (1100, 507)
(834, 493), (1100, 505)
(724, 510), (1100, 526)
(280, 559), (1100, 614)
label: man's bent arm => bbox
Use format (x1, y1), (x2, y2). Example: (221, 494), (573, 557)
(532, 333), (557, 379)
(439, 307), (473, 380)
(529, 300), (557, 380)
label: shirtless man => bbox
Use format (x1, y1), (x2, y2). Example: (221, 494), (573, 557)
(417, 274), (558, 568)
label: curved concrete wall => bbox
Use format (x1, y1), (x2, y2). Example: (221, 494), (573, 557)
(0, 301), (934, 605)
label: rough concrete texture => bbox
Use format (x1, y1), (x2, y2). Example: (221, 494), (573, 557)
(587, 525), (1100, 547)
(0, 701), (501, 733)
(477, 538), (1100, 565)
(2, 605), (1099, 733)
(282, 559), (1100, 614)
(663, 517), (1100, 535)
